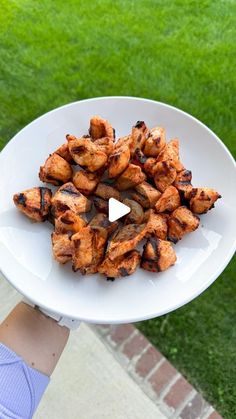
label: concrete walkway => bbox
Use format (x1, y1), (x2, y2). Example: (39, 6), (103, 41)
(0, 278), (165, 419)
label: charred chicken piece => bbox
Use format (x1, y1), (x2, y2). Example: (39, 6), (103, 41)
(116, 164), (146, 191)
(115, 135), (133, 150)
(107, 223), (148, 260)
(123, 198), (144, 224)
(81, 227), (108, 275)
(93, 197), (109, 214)
(51, 232), (73, 264)
(98, 250), (141, 278)
(13, 187), (52, 222)
(130, 148), (148, 170)
(55, 143), (75, 164)
(71, 226), (93, 271)
(90, 213), (119, 236)
(89, 116), (115, 141)
(174, 169), (193, 199)
(55, 210), (87, 234)
(143, 209), (152, 223)
(72, 226), (107, 274)
(157, 139), (184, 172)
(143, 208), (168, 222)
(131, 192), (150, 209)
(141, 237), (176, 272)
(154, 160), (177, 192)
(168, 206), (200, 243)
(73, 170), (101, 196)
(155, 186), (180, 213)
(51, 182), (91, 218)
(108, 145), (130, 178)
(134, 181), (161, 208)
(94, 182), (120, 201)
(143, 157), (157, 177)
(39, 153), (73, 186)
(189, 188), (221, 214)
(67, 135), (107, 171)
(145, 209), (168, 240)
(94, 137), (114, 156)
(130, 121), (149, 154)
(143, 126), (166, 157)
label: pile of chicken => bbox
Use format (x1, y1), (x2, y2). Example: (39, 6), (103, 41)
(13, 116), (221, 279)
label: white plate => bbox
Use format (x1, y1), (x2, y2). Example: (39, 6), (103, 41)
(0, 97), (235, 324)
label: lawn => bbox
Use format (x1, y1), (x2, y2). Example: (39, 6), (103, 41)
(0, 0), (235, 417)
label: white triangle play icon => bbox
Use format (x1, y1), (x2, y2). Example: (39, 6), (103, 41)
(108, 198), (131, 222)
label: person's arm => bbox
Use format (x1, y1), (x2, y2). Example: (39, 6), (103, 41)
(0, 302), (69, 375)
(0, 302), (70, 418)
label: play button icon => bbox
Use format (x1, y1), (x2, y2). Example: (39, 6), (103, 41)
(108, 198), (131, 222)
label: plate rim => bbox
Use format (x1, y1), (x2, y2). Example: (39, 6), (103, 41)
(0, 96), (236, 324)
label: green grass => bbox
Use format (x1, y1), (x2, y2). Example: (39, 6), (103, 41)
(0, 0), (235, 416)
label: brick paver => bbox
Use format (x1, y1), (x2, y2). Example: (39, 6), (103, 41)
(123, 333), (149, 360)
(136, 346), (163, 378)
(207, 412), (223, 419)
(109, 324), (134, 346)
(179, 393), (210, 418)
(164, 377), (193, 409)
(149, 360), (177, 395)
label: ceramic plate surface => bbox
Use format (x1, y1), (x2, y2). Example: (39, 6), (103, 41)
(0, 97), (235, 323)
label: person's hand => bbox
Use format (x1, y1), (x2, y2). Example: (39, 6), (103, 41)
(22, 298), (81, 330)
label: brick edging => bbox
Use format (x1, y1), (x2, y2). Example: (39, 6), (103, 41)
(90, 324), (222, 419)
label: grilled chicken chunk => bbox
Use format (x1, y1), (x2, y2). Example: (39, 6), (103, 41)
(73, 170), (101, 196)
(94, 183), (120, 200)
(107, 223), (148, 260)
(123, 198), (144, 224)
(94, 137), (114, 156)
(98, 250), (141, 278)
(82, 227), (108, 275)
(108, 145), (130, 178)
(67, 135), (107, 171)
(155, 186), (180, 213)
(189, 188), (221, 214)
(130, 148), (148, 170)
(131, 193), (150, 209)
(90, 213), (119, 236)
(51, 182), (91, 218)
(115, 135), (133, 150)
(13, 187), (52, 222)
(55, 210), (87, 234)
(72, 226), (107, 274)
(134, 181), (161, 208)
(141, 237), (176, 272)
(71, 226), (93, 271)
(143, 157), (157, 177)
(51, 232), (73, 264)
(93, 197), (109, 214)
(145, 210), (168, 240)
(157, 139), (184, 172)
(143, 126), (166, 157)
(55, 143), (75, 164)
(89, 116), (115, 141)
(168, 206), (200, 243)
(173, 169), (193, 199)
(130, 121), (149, 154)
(116, 164), (146, 191)
(154, 160), (177, 192)
(39, 153), (73, 186)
